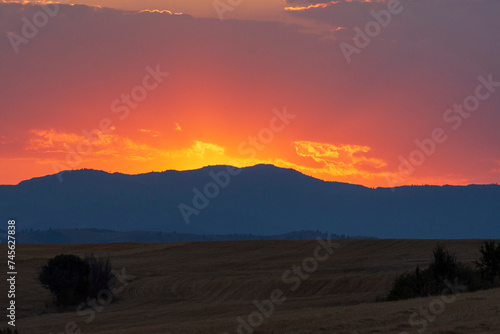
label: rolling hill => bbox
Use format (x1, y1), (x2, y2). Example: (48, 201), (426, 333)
(3, 239), (500, 333)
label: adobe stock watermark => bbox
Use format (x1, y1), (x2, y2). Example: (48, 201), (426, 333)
(399, 278), (466, 334)
(7, 3), (61, 54)
(223, 237), (341, 334)
(178, 106), (296, 225)
(385, 74), (500, 190)
(340, 0), (404, 64)
(49, 267), (135, 334)
(51, 64), (169, 182)
(213, 0), (243, 20)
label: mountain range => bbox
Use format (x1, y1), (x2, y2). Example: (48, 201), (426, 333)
(1, 164), (499, 239)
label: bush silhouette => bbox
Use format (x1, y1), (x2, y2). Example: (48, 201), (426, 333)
(387, 245), (473, 301)
(85, 254), (114, 298)
(39, 254), (91, 307)
(427, 245), (474, 295)
(39, 254), (116, 308)
(0, 328), (19, 334)
(387, 268), (422, 300)
(429, 245), (457, 280)
(475, 240), (500, 285)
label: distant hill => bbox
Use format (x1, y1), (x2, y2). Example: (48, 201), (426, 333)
(0, 228), (368, 244)
(1, 164), (499, 239)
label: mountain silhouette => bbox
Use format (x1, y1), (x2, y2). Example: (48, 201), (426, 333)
(1, 164), (499, 239)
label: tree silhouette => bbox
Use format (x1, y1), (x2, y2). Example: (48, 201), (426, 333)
(476, 240), (500, 284)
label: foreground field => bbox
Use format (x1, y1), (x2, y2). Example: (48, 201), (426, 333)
(1, 239), (499, 333)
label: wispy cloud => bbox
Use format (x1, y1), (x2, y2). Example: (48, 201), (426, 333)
(26, 129), (86, 152)
(136, 9), (183, 15)
(293, 140), (386, 175)
(139, 129), (160, 137)
(284, 2), (331, 11)
(25, 128), (224, 163)
(490, 161), (500, 174)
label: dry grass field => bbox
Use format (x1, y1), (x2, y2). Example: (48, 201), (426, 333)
(1, 239), (499, 333)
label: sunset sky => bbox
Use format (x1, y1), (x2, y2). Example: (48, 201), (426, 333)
(1, 0), (499, 187)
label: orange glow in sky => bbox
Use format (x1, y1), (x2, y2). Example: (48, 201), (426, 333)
(1, 0), (499, 187)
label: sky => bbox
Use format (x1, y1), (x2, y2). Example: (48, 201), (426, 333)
(1, 0), (499, 187)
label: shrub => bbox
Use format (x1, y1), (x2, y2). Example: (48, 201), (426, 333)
(39, 254), (91, 307)
(429, 245), (457, 280)
(475, 240), (500, 285)
(85, 254), (114, 298)
(387, 268), (421, 301)
(427, 245), (474, 295)
(0, 328), (19, 334)
(39, 254), (115, 308)
(387, 245), (474, 301)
